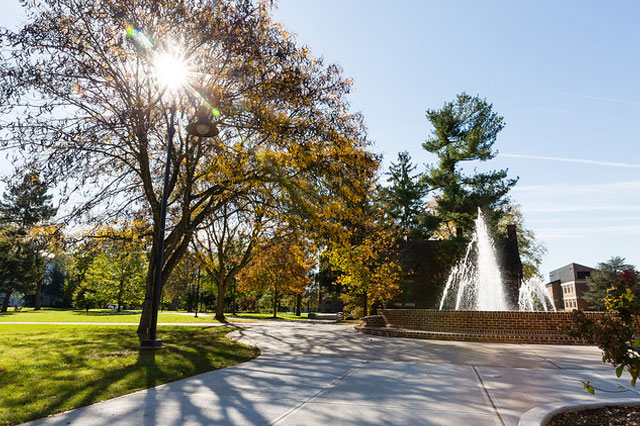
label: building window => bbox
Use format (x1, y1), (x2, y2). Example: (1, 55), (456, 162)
(577, 271), (591, 279)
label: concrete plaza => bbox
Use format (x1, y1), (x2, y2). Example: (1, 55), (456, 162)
(25, 321), (640, 426)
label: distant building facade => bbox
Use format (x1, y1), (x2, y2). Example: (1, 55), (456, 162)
(545, 263), (596, 311)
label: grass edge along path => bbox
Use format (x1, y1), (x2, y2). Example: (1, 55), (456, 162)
(0, 324), (260, 425)
(0, 308), (223, 323)
(0, 308), (311, 323)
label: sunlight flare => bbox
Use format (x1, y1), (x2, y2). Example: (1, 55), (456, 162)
(153, 51), (189, 92)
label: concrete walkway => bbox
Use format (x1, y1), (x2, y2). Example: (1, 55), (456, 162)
(24, 321), (640, 426)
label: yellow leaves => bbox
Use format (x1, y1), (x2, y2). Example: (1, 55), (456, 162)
(237, 234), (315, 295)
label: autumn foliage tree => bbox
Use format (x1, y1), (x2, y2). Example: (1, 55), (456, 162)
(238, 235), (314, 318)
(327, 205), (401, 318)
(0, 0), (377, 337)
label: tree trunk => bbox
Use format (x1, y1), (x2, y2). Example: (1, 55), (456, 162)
(272, 286), (277, 318)
(1, 292), (10, 312)
(362, 290), (368, 317)
(231, 281), (236, 315)
(215, 281), (227, 322)
(295, 293), (302, 316)
(34, 281), (42, 311)
(136, 227), (191, 337)
(117, 278), (124, 312)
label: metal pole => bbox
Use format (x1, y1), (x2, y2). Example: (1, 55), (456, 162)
(141, 103), (176, 348)
(195, 265), (200, 318)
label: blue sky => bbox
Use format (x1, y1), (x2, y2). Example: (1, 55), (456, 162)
(1, 1), (639, 278)
(271, 0), (640, 277)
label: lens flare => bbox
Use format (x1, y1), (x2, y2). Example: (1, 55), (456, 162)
(153, 52), (189, 91)
(125, 25), (153, 50)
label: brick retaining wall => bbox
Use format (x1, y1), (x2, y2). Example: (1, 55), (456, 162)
(354, 309), (607, 345)
(379, 309), (604, 334)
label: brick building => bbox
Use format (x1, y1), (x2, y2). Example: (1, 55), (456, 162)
(545, 263), (596, 311)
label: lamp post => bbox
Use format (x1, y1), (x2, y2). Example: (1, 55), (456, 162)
(140, 86), (219, 349)
(140, 101), (177, 349)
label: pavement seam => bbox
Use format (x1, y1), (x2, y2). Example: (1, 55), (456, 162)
(473, 365), (507, 426)
(520, 344), (562, 369)
(267, 360), (369, 426)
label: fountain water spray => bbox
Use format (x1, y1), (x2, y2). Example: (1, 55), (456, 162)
(439, 208), (508, 311)
(439, 208), (556, 311)
(518, 280), (556, 312)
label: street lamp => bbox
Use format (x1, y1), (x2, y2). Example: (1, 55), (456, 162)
(140, 51), (219, 349)
(195, 265), (201, 318)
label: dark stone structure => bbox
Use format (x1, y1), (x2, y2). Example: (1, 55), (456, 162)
(496, 224), (524, 310)
(396, 224), (524, 310)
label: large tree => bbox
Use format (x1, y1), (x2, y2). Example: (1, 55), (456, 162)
(0, 0), (377, 336)
(423, 93), (517, 237)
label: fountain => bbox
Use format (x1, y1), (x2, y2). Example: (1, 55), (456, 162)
(354, 208), (598, 344)
(438, 208), (555, 312)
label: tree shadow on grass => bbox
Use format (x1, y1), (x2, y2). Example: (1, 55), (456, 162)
(2, 326), (259, 425)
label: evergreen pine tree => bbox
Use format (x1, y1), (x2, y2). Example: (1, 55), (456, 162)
(0, 171), (57, 228)
(423, 93), (517, 237)
(0, 171), (57, 310)
(380, 151), (428, 237)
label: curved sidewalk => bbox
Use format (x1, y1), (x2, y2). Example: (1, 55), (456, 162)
(24, 321), (640, 425)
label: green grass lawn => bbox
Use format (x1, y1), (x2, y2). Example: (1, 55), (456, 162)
(0, 308), (310, 323)
(0, 308), (227, 323)
(0, 324), (259, 425)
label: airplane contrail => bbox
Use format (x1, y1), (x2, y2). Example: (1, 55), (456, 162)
(498, 153), (640, 169)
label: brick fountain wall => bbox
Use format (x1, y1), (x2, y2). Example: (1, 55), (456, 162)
(355, 309), (606, 344)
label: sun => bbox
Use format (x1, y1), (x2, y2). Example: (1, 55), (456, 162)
(153, 51), (190, 92)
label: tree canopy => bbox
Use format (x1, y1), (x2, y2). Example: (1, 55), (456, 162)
(0, 0), (377, 334)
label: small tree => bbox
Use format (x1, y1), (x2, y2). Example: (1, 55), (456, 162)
(327, 217), (401, 318)
(238, 235), (314, 318)
(571, 270), (640, 393)
(78, 248), (147, 311)
(69, 223), (148, 311)
(583, 257), (634, 311)
(193, 200), (269, 322)
(0, 227), (41, 311)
